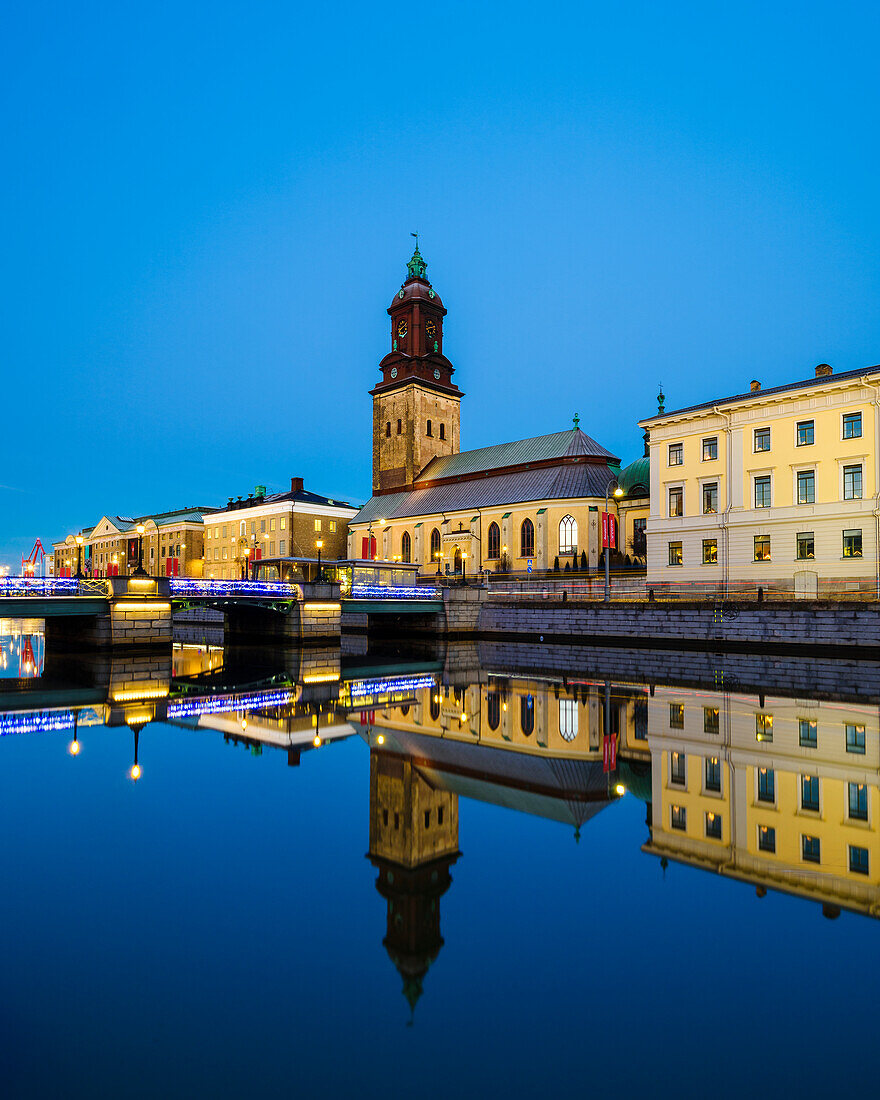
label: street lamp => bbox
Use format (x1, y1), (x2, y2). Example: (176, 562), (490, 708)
(434, 550), (442, 575)
(242, 546), (250, 580)
(74, 535), (84, 580)
(316, 538), (323, 581)
(133, 524), (147, 577)
(603, 478), (624, 603)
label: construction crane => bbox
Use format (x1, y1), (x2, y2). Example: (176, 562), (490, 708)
(22, 538), (46, 578)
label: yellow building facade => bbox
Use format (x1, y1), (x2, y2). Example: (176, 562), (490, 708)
(639, 364), (880, 594)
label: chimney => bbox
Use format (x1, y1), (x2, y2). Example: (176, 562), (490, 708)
(815, 363), (833, 377)
(290, 477), (304, 493)
(750, 380), (761, 392)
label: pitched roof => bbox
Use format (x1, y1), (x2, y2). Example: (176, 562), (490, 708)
(642, 364), (880, 423)
(353, 459), (620, 523)
(419, 428), (618, 482)
(211, 487), (357, 515)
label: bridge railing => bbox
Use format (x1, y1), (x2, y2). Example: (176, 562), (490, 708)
(349, 583), (442, 600)
(169, 578), (302, 600)
(0, 577), (109, 598)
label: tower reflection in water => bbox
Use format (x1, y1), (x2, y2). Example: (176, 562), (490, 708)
(2, 629), (880, 1016)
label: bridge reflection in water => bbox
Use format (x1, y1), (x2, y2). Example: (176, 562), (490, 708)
(1, 627), (879, 1013)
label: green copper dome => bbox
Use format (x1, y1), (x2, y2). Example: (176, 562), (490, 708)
(618, 455), (650, 498)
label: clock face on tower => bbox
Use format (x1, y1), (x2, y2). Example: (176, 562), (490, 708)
(434, 368), (441, 380)
(390, 367), (398, 379)
(425, 319), (436, 340)
(397, 320), (407, 338)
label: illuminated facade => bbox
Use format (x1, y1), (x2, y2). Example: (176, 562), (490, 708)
(639, 364), (880, 592)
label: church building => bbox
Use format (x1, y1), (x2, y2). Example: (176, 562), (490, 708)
(348, 245), (648, 575)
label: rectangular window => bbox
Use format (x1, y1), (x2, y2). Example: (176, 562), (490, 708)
(705, 812), (722, 839)
(757, 767), (775, 802)
(702, 538), (718, 564)
(703, 706), (719, 734)
(270, 518), (275, 531)
(849, 846), (869, 875)
(802, 835), (821, 864)
(754, 427), (770, 452)
(314, 519), (322, 532)
(269, 541), (275, 556)
(279, 539), (286, 555)
(754, 476), (771, 508)
(797, 469), (815, 504)
(843, 529), (863, 558)
(758, 825), (776, 853)
(756, 714), (773, 742)
(221, 526), (226, 538)
(260, 520), (266, 533)
(801, 775), (819, 812)
(702, 437), (718, 461)
(668, 487), (683, 517)
(702, 482), (718, 514)
(439, 423), (445, 440)
(796, 532), (815, 560)
(668, 541), (683, 566)
(843, 412), (862, 439)
(280, 518), (286, 530)
(669, 703), (684, 729)
(222, 549), (228, 561)
(843, 464), (863, 500)
(848, 782), (868, 821)
(846, 723), (866, 755)
(213, 548), (219, 561)
(705, 756), (721, 792)
(668, 442), (683, 466)
(671, 805), (686, 831)
(796, 420), (814, 446)
(670, 751), (686, 786)
(799, 718), (817, 748)
(754, 535), (771, 562)
(330, 521), (337, 533)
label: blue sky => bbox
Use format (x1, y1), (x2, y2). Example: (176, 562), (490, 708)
(3, 1), (879, 566)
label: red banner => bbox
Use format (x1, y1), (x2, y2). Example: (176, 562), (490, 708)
(603, 733), (618, 773)
(601, 512), (617, 550)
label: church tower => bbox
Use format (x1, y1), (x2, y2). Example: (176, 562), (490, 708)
(371, 244), (463, 494)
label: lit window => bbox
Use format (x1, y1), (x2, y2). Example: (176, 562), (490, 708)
(280, 518), (286, 530)
(797, 470), (815, 505)
(270, 518), (275, 531)
(330, 521), (336, 533)
(757, 767), (775, 802)
(797, 420), (814, 446)
(702, 538), (718, 564)
(849, 846), (869, 875)
(756, 714), (773, 742)
(559, 699), (578, 742)
(669, 703), (684, 729)
(754, 476), (771, 508)
(705, 812), (722, 839)
(705, 756), (721, 792)
(796, 532), (814, 560)
(754, 427), (770, 452)
(668, 442), (683, 466)
(703, 707), (719, 734)
(846, 723), (866, 754)
(843, 412), (862, 439)
(758, 825), (776, 853)
(314, 519), (322, 532)
(670, 751), (686, 786)
(702, 437), (718, 461)
(671, 805), (686, 831)
(401, 531), (411, 563)
(668, 487), (683, 517)
(702, 483), (718, 514)
(801, 775), (819, 812)
(843, 465), (863, 500)
(559, 515), (578, 555)
(668, 541), (683, 566)
(848, 782), (868, 821)
(754, 535), (771, 562)
(843, 529), (863, 558)
(802, 835), (820, 864)
(799, 718), (817, 748)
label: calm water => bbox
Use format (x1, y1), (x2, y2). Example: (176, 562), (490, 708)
(1, 632), (879, 1098)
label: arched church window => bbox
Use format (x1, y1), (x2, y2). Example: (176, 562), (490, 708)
(520, 518), (535, 558)
(559, 515), (578, 555)
(487, 692), (501, 731)
(401, 531), (411, 563)
(487, 522), (500, 559)
(430, 527), (441, 561)
(521, 694), (534, 736)
(386, 422), (391, 438)
(427, 419), (433, 437)
(559, 698), (578, 742)
(439, 423), (446, 440)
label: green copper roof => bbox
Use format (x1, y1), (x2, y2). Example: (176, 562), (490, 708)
(618, 456), (650, 497)
(407, 245), (427, 279)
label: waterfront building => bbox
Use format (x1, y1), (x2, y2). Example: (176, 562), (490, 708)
(645, 684), (880, 916)
(348, 246), (648, 576)
(53, 507), (213, 579)
(203, 478), (357, 580)
(639, 364), (880, 593)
